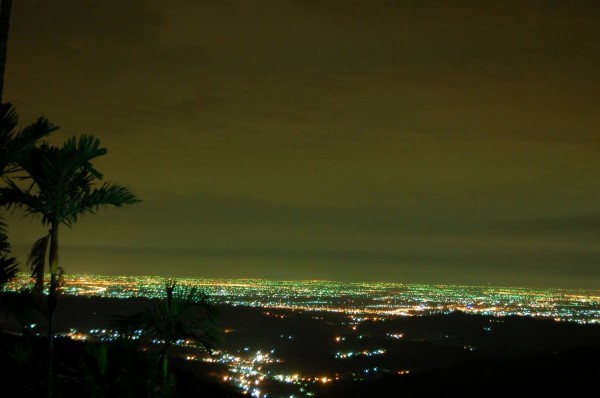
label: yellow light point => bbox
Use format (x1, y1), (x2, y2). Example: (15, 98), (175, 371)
(335, 336), (341, 342)
(321, 377), (329, 383)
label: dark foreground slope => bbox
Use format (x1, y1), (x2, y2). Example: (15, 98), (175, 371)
(319, 346), (600, 397)
(318, 312), (600, 397)
(2, 294), (600, 397)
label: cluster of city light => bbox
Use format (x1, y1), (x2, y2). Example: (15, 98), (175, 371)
(387, 333), (404, 339)
(5, 273), (600, 324)
(60, 328), (122, 342)
(335, 348), (386, 359)
(58, 328), (303, 397)
(191, 348), (327, 397)
(201, 349), (275, 397)
(57, 326), (333, 397)
(58, 322), (385, 397)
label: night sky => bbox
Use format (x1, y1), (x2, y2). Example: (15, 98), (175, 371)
(4, 1), (599, 288)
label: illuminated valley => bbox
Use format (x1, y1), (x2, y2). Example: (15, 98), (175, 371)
(4, 274), (600, 397)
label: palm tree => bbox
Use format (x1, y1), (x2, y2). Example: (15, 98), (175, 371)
(0, 102), (57, 174)
(0, 134), (139, 396)
(0, 217), (16, 287)
(63, 340), (158, 398)
(0, 103), (55, 288)
(113, 281), (220, 389)
(0, 0), (53, 289)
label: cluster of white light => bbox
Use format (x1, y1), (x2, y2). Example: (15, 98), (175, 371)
(335, 348), (386, 359)
(197, 349), (286, 397)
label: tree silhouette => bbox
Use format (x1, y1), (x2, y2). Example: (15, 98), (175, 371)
(0, 103), (56, 174)
(0, 103), (55, 289)
(0, 134), (139, 396)
(0, 218), (16, 287)
(113, 281), (220, 389)
(65, 340), (158, 398)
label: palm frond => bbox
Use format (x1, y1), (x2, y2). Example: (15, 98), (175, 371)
(13, 116), (56, 144)
(72, 340), (159, 397)
(111, 284), (220, 351)
(0, 177), (38, 205)
(61, 183), (140, 226)
(63, 135), (107, 179)
(0, 215), (7, 243)
(0, 102), (18, 139)
(0, 254), (18, 288)
(0, 103), (56, 176)
(0, 179), (45, 222)
(27, 234), (49, 292)
(0, 216), (12, 258)
(0, 104), (18, 172)
(5, 133), (139, 228)
(84, 343), (110, 376)
(0, 215), (18, 288)
(109, 313), (147, 339)
(87, 183), (140, 207)
(9, 117), (57, 160)
(0, 103), (18, 173)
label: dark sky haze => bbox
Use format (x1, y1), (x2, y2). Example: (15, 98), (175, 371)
(3, 0), (599, 288)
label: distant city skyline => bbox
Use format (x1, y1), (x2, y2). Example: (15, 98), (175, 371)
(6, 273), (600, 323)
(3, 1), (599, 288)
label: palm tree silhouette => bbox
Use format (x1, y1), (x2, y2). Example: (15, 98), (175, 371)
(0, 103), (55, 288)
(0, 218), (16, 287)
(0, 134), (139, 396)
(113, 281), (220, 389)
(66, 340), (158, 398)
(0, 103), (56, 174)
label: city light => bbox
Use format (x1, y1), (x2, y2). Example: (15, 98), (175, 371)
(4, 272), (600, 397)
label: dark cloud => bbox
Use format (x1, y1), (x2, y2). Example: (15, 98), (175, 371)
(3, 1), (599, 288)
(482, 214), (600, 236)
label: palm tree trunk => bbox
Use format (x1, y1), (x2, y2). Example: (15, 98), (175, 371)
(0, 0), (13, 104)
(161, 343), (170, 387)
(162, 282), (174, 386)
(47, 222), (59, 398)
